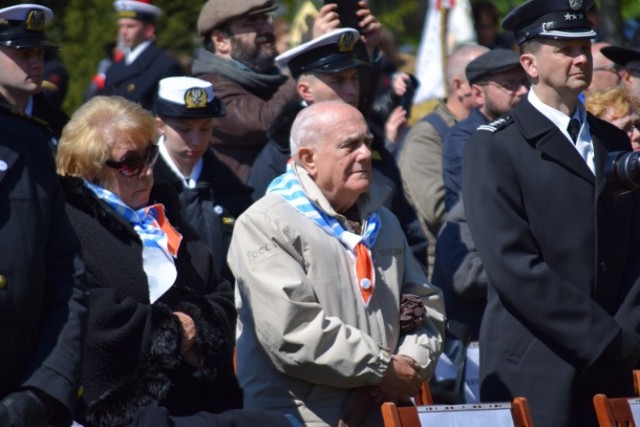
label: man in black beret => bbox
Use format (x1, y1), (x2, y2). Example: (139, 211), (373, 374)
(101, 0), (183, 111)
(601, 45), (640, 99)
(461, 0), (640, 425)
(443, 48), (527, 211)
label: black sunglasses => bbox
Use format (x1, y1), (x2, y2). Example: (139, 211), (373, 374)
(105, 143), (159, 177)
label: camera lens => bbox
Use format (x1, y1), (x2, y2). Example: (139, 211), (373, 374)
(605, 151), (640, 191)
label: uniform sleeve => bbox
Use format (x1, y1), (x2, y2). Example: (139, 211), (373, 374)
(228, 209), (392, 389)
(23, 162), (87, 423)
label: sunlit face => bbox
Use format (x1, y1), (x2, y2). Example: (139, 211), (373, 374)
(604, 107), (640, 151)
(307, 108), (372, 212)
(300, 68), (360, 107)
(98, 137), (155, 209)
(528, 38), (593, 95)
(0, 46), (44, 103)
(226, 13), (277, 73)
(476, 68), (529, 120)
(117, 18), (152, 50)
(157, 116), (214, 173)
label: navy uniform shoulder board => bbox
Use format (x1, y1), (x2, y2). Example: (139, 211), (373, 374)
(476, 115), (513, 133)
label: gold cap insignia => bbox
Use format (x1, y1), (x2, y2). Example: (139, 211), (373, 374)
(127, 83), (135, 92)
(184, 87), (208, 109)
(25, 9), (45, 32)
(337, 33), (357, 53)
(118, 10), (137, 19)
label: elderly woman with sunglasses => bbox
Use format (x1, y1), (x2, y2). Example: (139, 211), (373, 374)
(55, 96), (243, 427)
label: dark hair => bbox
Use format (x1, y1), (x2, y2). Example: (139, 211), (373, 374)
(520, 39), (542, 55)
(202, 25), (233, 53)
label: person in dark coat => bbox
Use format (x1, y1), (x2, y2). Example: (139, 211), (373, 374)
(463, 0), (640, 425)
(101, 1), (184, 111)
(152, 76), (253, 282)
(0, 5), (88, 427)
(0, 4), (68, 147)
(55, 96), (245, 427)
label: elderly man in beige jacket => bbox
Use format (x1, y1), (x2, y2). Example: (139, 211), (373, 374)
(228, 101), (445, 427)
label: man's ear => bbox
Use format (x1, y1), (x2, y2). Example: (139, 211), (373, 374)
(297, 147), (317, 177)
(211, 29), (231, 55)
(520, 53), (538, 80)
(297, 77), (315, 104)
(155, 117), (165, 135)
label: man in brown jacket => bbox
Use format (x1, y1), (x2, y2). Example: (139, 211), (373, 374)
(193, 0), (298, 182)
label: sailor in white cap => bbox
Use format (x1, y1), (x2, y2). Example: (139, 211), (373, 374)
(153, 76), (253, 281)
(0, 3), (68, 145)
(101, 0), (183, 111)
(462, 0), (640, 426)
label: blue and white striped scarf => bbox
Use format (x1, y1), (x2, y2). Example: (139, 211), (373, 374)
(267, 162), (381, 306)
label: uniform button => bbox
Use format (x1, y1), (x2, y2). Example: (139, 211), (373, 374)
(0, 275), (6, 289)
(600, 261), (607, 272)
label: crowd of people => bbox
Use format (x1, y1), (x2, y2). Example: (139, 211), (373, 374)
(1, 0), (640, 426)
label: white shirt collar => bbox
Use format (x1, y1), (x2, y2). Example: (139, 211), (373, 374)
(125, 39), (153, 65)
(528, 88), (594, 174)
(158, 136), (203, 188)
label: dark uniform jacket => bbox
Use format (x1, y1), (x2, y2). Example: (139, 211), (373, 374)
(103, 42), (183, 111)
(60, 177), (241, 427)
(152, 148), (254, 282)
(0, 105), (87, 424)
(463, 97), (640, 427)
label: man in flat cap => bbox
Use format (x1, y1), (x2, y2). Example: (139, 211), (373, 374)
(192, 0), (299, 182)
(461, 0), (640, 425)
(601, 45), (640, 99)
(443, 48), (528, 211)
(0, 4), (88, 427)
(0, 3), (68, 147)
(102, 0), (183, 111)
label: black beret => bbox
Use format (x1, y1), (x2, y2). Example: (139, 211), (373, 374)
(601, 46), (640, 67)
(466, 49), (522, 84)
(502, 0), (596, 45)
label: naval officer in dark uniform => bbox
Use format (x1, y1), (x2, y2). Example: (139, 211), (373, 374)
(462, 0), (640, 425)
(102, 0), (183, 111)
(0, 3), (68, 147)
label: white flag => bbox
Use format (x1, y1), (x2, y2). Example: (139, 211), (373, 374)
(414, 0), (476, 104)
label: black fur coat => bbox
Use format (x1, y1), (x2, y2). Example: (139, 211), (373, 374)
(59, 176), (242, 427)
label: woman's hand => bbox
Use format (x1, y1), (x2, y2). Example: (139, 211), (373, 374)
(174, 311), (200, 367)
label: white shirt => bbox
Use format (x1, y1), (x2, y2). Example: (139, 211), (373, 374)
(158, 135), (203, 188)
(125, 39), (153, 65)
(528, 89), (595, 174)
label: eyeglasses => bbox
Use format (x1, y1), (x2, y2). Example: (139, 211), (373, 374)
(478, 78), (529, 92)
(105, 143), (159, 177)
(593, 65), (619, 75)
(238, 13), (274, 30)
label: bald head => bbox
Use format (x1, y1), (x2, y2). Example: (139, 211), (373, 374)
(290, 101), (367, 159)
(445, 44), (490, 93)
(444, 44), (490, 118)
(589, 42), (620, 92)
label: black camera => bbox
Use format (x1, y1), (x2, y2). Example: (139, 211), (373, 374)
(604, 151), (640, 192)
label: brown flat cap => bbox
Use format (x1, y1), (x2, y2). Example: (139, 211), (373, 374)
(197, 0), (278, 35)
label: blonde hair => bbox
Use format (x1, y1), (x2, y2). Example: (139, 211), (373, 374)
(56, 96), (156, 180)
(585, 86), (640, 121)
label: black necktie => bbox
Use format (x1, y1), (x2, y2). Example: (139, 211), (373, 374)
(567, 118), (580, 144)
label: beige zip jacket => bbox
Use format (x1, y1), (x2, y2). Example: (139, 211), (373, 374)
(228, 165), (445, 426)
